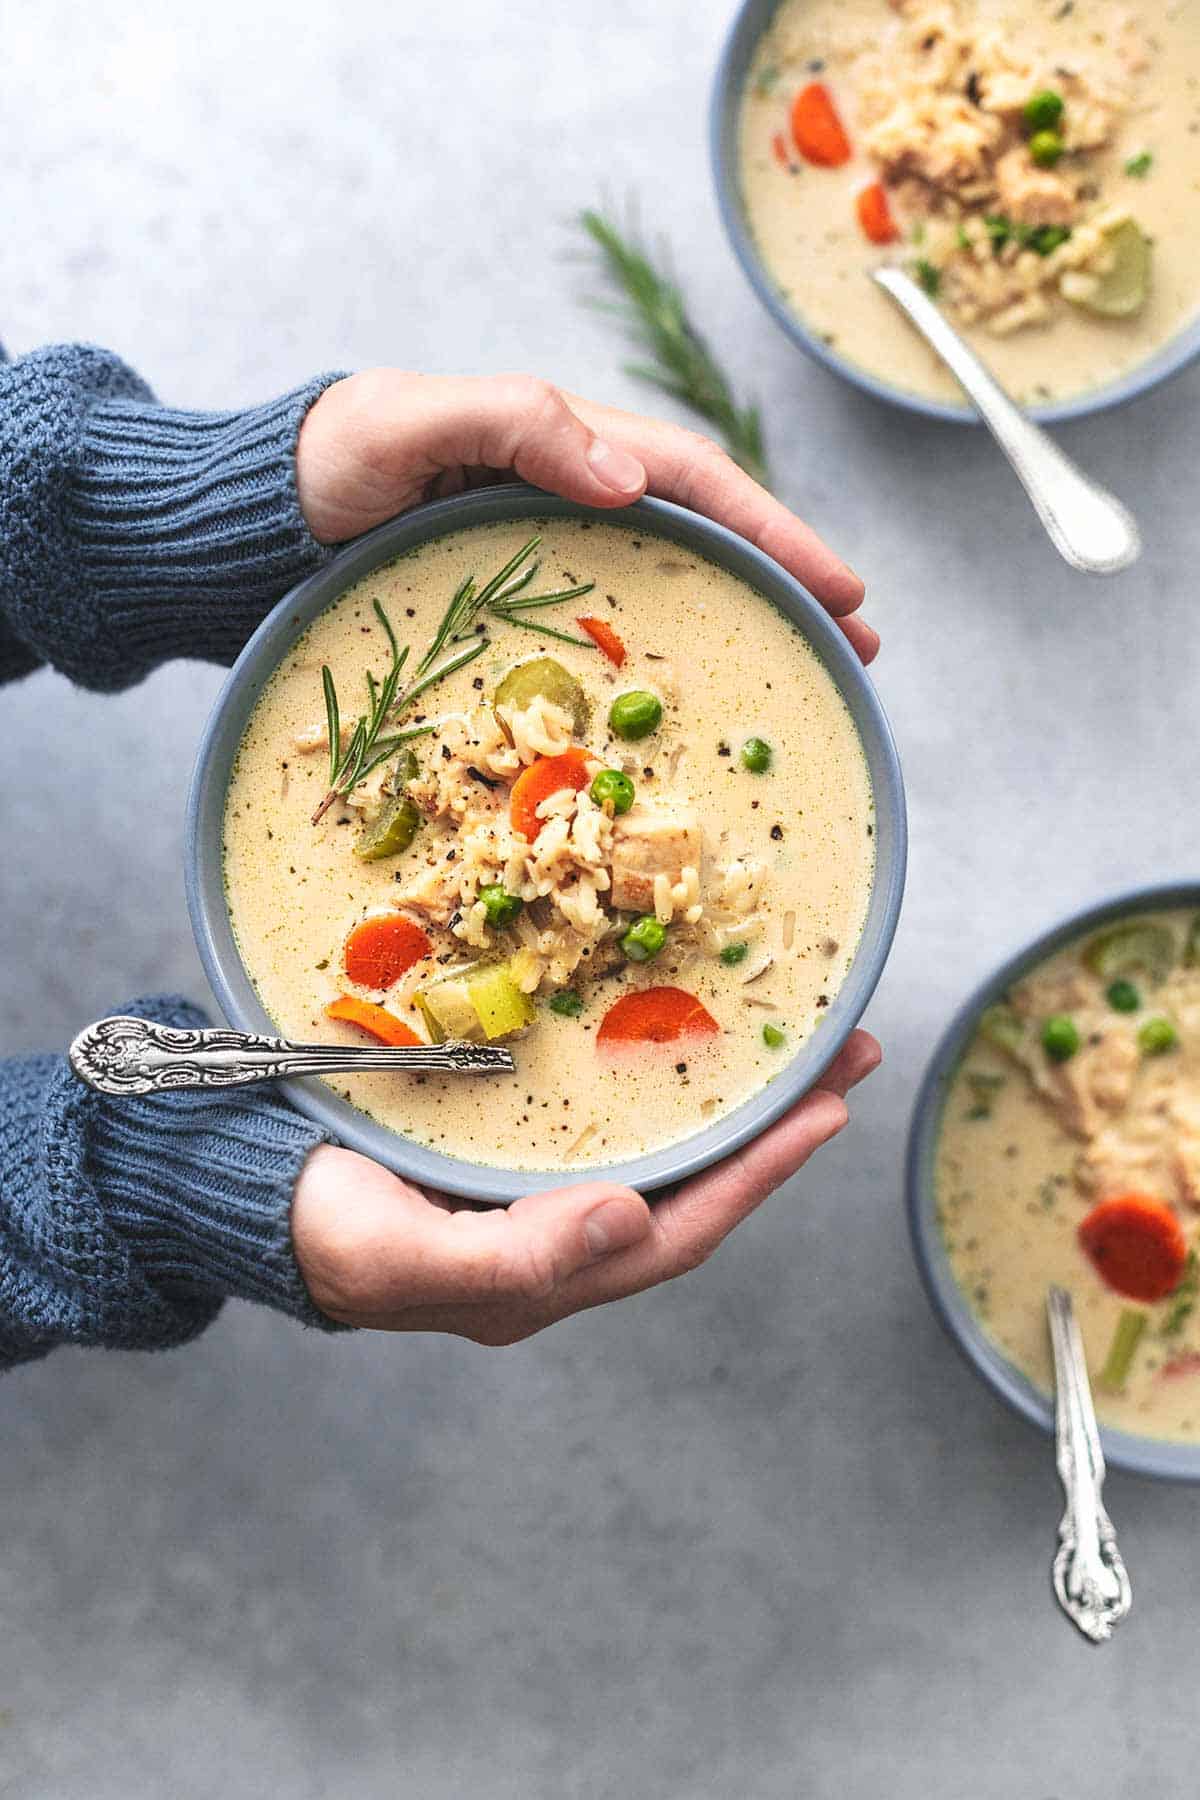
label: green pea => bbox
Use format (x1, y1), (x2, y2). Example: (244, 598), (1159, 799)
(741, 737), (772, 774)
(1106, 979), (1140, 1014)
(609, 690), (663, 741)
(1023, 89), (1064, 133)
(549, 990), (584, 1018)
(589, 768), (636, 814)
(1041, 1015), (1080, 1062)
(720, 942), (750, 966)
(1139, 1016), (1178, 1056)
(621, 916), (667, 962)
(1029, 130), (1064, 168)
(762, 1023), (786, 1049)
(478, 884), (523, 928)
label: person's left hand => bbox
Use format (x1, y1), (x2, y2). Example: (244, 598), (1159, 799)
(291, 1031), (880, 1342)
(296, 370), (877, 664)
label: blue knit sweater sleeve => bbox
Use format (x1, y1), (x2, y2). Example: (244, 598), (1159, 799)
(0, 345), (350, 1364)
(0, 343), (343, 688)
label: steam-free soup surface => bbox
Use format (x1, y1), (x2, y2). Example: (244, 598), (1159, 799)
(224, 518), (874, 1174)
(937, 909), (1200, 1441)
(739, 0), (1200, 409)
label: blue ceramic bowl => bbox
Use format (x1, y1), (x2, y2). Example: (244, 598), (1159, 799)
(711, 0), (1200, 426)
(907, 880), (1200, 1482)
(186, 484), (906, 1204)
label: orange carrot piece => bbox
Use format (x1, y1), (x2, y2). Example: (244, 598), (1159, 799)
(510, 747), (591, 842)
(325, 996), (422, 1048)
(1078, 1194), (1188, 1302)
(577, 616), (626, 667)
(790, 83), (852, 168)
(596, 987), (720, 1049)
(343, 915), (432, 989)
(771, 130), (791, 168)
(856, 181), (899, 245)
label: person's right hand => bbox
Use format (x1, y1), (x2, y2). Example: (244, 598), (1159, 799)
(296, 370), (877, 664)
(290, 1030), (880, 1343)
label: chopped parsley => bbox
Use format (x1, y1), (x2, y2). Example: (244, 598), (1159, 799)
(1162, 1251), (1198, 1336)
(1125, 151), (1154, 178)
(984, 214), (1071, 256)
(914, 258), (941, 297)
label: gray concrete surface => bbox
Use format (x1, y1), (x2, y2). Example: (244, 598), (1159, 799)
(3, 2), (1199, 1795)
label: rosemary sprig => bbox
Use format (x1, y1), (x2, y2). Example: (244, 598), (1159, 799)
(580, 208), (770, 488)
(311, 538), (598, 824)
(503, 618), (594, 648)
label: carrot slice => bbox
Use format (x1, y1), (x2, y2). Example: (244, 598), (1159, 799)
(596, 987), (720, 1049)
(1161, 1351), (1200, 1381)
(343, 915), (432, 989)
(325, 996), (422, 1048)
(771, 130), (791, 169)
(790, 83), (852, 168)
(1078, 1194), (1188, 1303)
(510, 747), (591, 842)
(856, 181), (899, 245)
(577, 616), (626, 667)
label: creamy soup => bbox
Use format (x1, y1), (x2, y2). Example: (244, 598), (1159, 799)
(738, 0), (1200, 409)
(224, 518), (875, 1175)
(937, 909), (1200, 1441)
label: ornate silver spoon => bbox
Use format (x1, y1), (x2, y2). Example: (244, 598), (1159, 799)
(1046, 1285), (1132, 1644)
(69, 1014), (515, 1096)
(873, 268), (1141, 576)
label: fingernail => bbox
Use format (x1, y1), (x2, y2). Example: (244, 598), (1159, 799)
(586, 438), (645, 495)
(584, 1197), (648, 1257)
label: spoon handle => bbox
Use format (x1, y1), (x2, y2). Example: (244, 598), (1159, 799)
(1045, 1286), (1132, 1644)
(873, 268), (1141, 575)
(69, 1014), (515, 1095)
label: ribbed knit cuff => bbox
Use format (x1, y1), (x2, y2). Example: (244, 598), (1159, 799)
(77, 997), (338, 1333)
(0, 345), (346, 691)
(71, 376), (345, 677)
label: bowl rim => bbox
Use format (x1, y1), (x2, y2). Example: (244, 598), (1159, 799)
(906, 878), (1200, 1482)
(710, 0), (1200, 427)
(185, 483), (906, 1205)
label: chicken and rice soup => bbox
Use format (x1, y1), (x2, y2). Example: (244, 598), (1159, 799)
(223, 518), (875, 1174)
(738, 0), (1200, 408)
(937, 909), (1200, 1442)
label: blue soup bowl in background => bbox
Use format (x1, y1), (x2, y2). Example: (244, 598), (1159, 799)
(906, 880), (1200, 1482)
(710, 0), (1200, 426)
(186, 484), (906, 1205)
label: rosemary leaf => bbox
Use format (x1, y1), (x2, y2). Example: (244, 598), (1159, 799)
(580, 209), (770, 487)
(404, 637), (488, 707)
(321, 666), (340, 788)
(494, 581), (596, 613)
(505, 617), (595, 648)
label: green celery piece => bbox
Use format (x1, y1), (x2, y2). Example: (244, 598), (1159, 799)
(1082, 920), (1175, 985)
(1183, 915), (1200, 969)
(978, 1002), (1024, 1055)
(1099, 1308), (1147, 1391)
(468, 964), (536, 1039)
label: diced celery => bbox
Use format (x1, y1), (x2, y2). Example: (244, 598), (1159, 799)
(416, 978), (482, 1044)
(468, 963), (536, 1039)
(978, 1002), (1024, 1055)
(1082, 920), (1175, 985)
(1098, 1308), (1147, 1391)
(356, 751), (421, 862)
(494, 657), (589, 737)
(416, 961), (535, 1044)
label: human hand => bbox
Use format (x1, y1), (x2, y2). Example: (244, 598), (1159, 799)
(295, 370), (877, 663)
(290, 1030), (880, 1342)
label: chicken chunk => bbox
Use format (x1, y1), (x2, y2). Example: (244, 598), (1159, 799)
(610, 801), (702, 913)
(993, 146), (1079, 228)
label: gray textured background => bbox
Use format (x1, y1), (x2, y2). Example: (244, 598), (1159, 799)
(3, 2), (1198, 1796)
